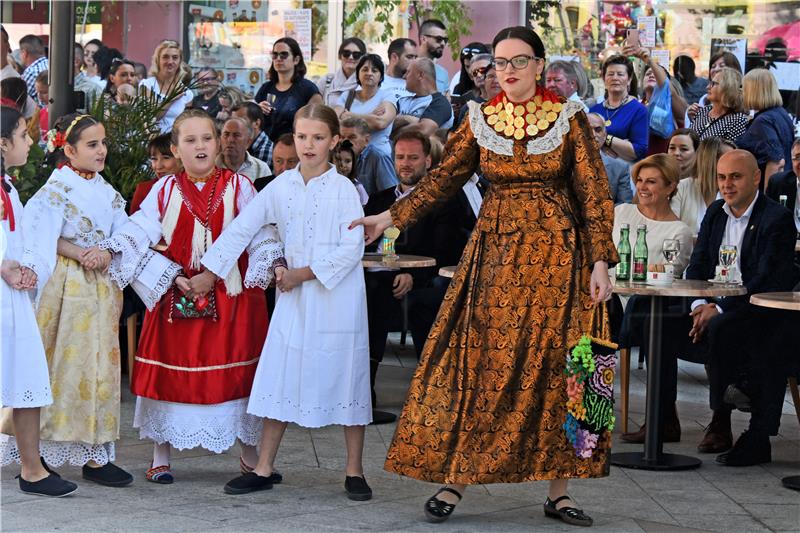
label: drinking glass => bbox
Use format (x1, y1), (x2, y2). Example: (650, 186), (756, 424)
(718, 244), (738, 268)
(662, 239), (680, 267)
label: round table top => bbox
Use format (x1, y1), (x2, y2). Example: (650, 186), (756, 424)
(795, 240), (800, 252)
(439, 266), (456, 278)
(749, 292), (800, 311)
(362, 254), (436, 268)
(612, 279), (748, 297)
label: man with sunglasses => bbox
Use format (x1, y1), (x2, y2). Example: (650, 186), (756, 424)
(384, 38), (418, 93)
(418, 19), (450, 94)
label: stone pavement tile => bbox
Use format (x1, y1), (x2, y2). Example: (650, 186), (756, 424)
(669, 512), (774, 533)
(634, 519), (712, 532)
(710, 479), (800, 506)
(739, 503), (800, 532)
(644, 488), (747, 516)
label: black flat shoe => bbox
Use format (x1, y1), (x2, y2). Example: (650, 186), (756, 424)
(345, 475), (372, 501)
(224, 472), (278, 494)
(716, 430), (771, 466)
(41, 457), (61, 477)
(82, 463), (133, 487)
(18, 473), (78, 497)
(544, 495), (593, 527)
(424, 486), (462, 523)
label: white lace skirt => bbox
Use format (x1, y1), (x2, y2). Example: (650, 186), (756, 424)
(1, 435), (115, 466)
(133, 397), (262, 453)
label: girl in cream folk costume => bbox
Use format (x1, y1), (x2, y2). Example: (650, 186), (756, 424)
(0, 104), (78, 497)
(100, 109), (272, 484)
(1, 114), (132, 487)
(202, 104), (373, 500)
(354, 27), (617, 527)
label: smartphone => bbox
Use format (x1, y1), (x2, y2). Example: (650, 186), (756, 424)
(72, 90), (86, 112)
(626, 29), (640, 49)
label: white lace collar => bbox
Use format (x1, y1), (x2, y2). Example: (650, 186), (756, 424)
(468, 99), (585, 157)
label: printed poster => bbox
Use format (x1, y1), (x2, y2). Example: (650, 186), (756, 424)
(651, 49), (671, 69)
(710, 38), (747, 73)
(637, 16), (657, 48)
(283, 8), (312, 62)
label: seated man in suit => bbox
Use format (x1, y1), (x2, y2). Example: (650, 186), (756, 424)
(765, 137), (799, 238)
(633, 150), (797, 465)
(364, 130), (470, 406)
(587, 112), (633, 204)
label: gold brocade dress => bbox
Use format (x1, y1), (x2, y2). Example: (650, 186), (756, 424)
(384, 93), (619, 484)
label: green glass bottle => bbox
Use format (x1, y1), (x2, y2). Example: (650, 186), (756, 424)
(616, 223), (632, 281)
(632, 224), (648, 282)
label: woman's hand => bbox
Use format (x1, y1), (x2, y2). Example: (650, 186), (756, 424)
(590, 261), (613, 304)
(257, 100), (273, 116)
(18, 266), (37, 290)
(349, 210), (393, 245)
(687, 103), (701, 120)
(1, 259), (22, 288)
(80, 247), (111, 271)
(276, 267), (305, 292)
(175, 275), (192, 295)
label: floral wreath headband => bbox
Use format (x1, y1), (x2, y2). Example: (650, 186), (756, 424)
(45, 114), (94, 154)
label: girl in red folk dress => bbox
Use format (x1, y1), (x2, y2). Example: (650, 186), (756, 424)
(101, 109), (278, 484)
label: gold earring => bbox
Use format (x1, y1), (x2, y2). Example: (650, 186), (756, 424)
(536, 74), (541, 81)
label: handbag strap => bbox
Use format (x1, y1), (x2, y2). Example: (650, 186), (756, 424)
(344, 90), (356, 111)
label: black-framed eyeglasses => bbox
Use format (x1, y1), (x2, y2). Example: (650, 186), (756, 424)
(491, 55), (540, 71)
(340, 50), (364, 60)
(423, 34), (448, 45)
(470, 66), (488, 80)
(271, 51), (291, 60)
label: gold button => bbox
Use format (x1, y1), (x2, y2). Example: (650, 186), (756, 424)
(534, 95), (543, 105)
(526, 101), (537, 113)
(525, 113), (536, 125)
(514, 105), (525, 117)
(514, 128), (525, 140)
(498, 110), (508, 122)
(505, 103), (514, 115)
(536, 109), (547, 120)
(526, 124), (539, 136)
(542, 100), (553, 111)
(494, 121), (506, 132)
(484, 104), (495, 115)
(552, 102), (563, 112)
(537, 119), (549, 130)
(513, 116), (525, 128)
(504, 124), (515, 137)
(546, 111), (558, 122)
(487, 114), (499, 125)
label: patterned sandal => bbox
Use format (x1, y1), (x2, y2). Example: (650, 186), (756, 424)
(239, 457), (283, 483)
(424, 486), (462, 523)
(145, 464), (173, 485)
(543, 495), (593, 527)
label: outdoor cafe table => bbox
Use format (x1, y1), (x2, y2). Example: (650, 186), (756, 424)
(439, 265), (456, 278)
(749, 292), (800, 491)
(361, 253), (436, 425)
(610, 279), (747, 471)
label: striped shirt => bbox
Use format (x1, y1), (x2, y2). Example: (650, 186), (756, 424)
(21, 56), (48, 105)
(249, 130), (273, 166)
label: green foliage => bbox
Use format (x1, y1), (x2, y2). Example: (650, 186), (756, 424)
(345, 0), (473, 61)
(10, 79), (199, 204)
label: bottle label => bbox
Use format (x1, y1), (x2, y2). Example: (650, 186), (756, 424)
(633, 260), (646, 279)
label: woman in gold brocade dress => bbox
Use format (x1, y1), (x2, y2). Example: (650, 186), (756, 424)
(353, 27), (617, 527)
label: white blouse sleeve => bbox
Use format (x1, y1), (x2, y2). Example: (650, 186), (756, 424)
(310, 184), (365, 290)
(202, 184), (285, 284)
(21, 184), (65, 293)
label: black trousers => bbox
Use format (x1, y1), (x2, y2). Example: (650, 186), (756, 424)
(365, 271), (404, 405)
(406, 276), (450, 358)
(647, 303), (791, 434)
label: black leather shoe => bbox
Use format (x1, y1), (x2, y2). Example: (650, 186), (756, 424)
(544, 495), (593, 527)
(18, 473), (77, 497)
(716, 430), (771, 466)
(223, 472), (278, 494)
(344, 475), (372, 501)
(424, 486), (462, 523)
(82, 463), (133, 487)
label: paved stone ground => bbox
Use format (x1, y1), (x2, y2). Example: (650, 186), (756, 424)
(2, 335), (799, 532)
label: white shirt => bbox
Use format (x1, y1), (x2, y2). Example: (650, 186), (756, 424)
(691, 192), (760, 313)
(138, 77), (194, 133)
(794, 178), (800, 232)
(217, 152), (272, 183)
(462, 175), (483, 218)
(0, 63), (19, 80)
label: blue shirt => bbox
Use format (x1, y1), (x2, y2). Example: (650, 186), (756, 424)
(337, 87), (397, 156)
(434, 63), (449, 94)
(590, 99), (649, 160)
(357, 145), (398, 196)
(736, 106), (795, 175)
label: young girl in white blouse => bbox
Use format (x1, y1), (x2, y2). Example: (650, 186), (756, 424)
(201, 103), (373, 500)
(0, 104), (78, 497)
(1, 113), (132, 487)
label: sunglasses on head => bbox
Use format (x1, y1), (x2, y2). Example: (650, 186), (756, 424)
(271, 51), (291, 60)
(423, 34), (448, 45)
(340, 50), (364, 60)
(461, 47), (483, 57)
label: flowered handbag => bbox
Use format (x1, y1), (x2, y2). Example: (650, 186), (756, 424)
(168, 287), (217, 322)
(564, 302), (617, 458)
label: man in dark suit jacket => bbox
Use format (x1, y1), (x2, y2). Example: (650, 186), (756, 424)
(638, 150), (797, 465)
(364, 130), (470, 410)
(765, 138), (799, 241)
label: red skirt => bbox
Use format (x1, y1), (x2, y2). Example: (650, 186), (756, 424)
(132, 283), (268, 404)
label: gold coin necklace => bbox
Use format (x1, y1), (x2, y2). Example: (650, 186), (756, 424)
(482, 90), (564, 141)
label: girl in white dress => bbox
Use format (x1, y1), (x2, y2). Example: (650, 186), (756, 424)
(201, 104), (373, 500)
(1, 113), (132, 487)
(0, 104), (77, 497)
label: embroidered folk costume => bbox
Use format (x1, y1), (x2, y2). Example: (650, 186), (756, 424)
(2, 166), (128, 466)
(383, 88), (618, 484)
(101, 169), (270, 453)
(202, 165), (372, 428)
(1, 175), (53, 412)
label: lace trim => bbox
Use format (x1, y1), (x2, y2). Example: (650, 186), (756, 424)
(525, 99), (584, 155)
(100, 233), (146, 289)
(1, 386), (52, 408)
(248, 394), (372, 428)
(34, 180), (107, 246)
(138, 257), (182, 310)
(244, 238), (285, 289)
(133, 403), (263, 452)
(1, 437), (115, 466)
(468, 100), (513, 156)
